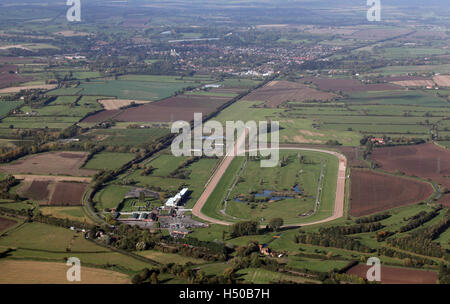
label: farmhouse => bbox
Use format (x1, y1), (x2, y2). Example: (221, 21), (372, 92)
(370, 137), (385, 145)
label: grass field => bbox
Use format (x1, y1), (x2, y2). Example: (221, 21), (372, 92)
(83, 152), (135, 170)
(94, 184), (131, 210)
(0, 100), (22, 117)
(372, 64), (450, 76)
(136, 250), (207, 265)
(39, 206), (93, 224)
(76, 75), (210, 101)
(213, 100), (361, 146)
(0, 221), (155, 273)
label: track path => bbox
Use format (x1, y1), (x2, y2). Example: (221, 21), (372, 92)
(192, 134), (347, 227)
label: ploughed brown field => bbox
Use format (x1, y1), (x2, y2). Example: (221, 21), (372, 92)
(83, 94), (230, 123)
(18, 180), (88, 206)
(243, 80), (337, 107)
(302, 77), (399, 92)
(0, 151), (96, 177)
(19, 180), (50, 201)
(337, 146), (368, 168)
(48, 182), (87, 206)
(371, 143), (450, 206)
(0, 64), (33, 89)
(346, 264), (438, 284)
(0, 217), (17, 232)
(82, 109), (121, 123)
(350, 169), (433, 217)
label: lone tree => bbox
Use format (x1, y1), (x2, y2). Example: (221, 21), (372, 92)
(269, 218), (284, 231)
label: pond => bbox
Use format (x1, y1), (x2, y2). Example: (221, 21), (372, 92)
(235, 185), (302, 202)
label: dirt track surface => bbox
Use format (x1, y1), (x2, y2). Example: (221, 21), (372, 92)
(192, 138), (347, 227)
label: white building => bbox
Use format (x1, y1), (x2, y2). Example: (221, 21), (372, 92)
(165, 188), (189, 207)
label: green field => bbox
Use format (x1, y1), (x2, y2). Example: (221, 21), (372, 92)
(213, 100), (362, 146)
(75, 75), (210, 101)
(94, 184), (131, 210)
(372, 64), (450, 75)
(39, 206), (93, 224)
(136, 250), (207, 265)
(0, 101), (22, 117)
(83, 152), (136, 170)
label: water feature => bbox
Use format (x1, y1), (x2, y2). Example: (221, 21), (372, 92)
(235, 186), (302, 202)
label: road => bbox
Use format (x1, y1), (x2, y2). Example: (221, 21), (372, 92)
(192, 139), (347, 227)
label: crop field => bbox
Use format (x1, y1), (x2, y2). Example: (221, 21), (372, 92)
(83, 94), (231, 123)
(83, 152), (135, 170)
(390, 80), (435, 87)
(47, 182), (88, 206)
(0, 152), (96, 177)
(0, 260), (130, 284)
(0, 64), (33, 89)
(18, 180), (88, 206)
(371, 143), (450, 190)
(76, 75), (207, 101)
(346, 264), (438, 284)
(0, 216), (17, 232)
(349, 169), (434, 217)
(302, 77), (399, 92)
(243, 80), (337, 107)
(79, 127), (170, 147)
(98, 99), (150, 110)
(433, 75), (450, 87)
(115, 94), (230, 122)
